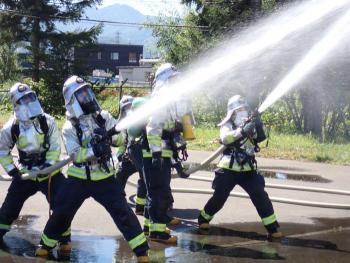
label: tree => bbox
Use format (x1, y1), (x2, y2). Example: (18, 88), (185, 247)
(0, 31), (19, 84)
(0, 0), (101, 81)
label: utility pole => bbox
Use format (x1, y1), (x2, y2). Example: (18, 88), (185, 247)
(116, 31), (120, 44)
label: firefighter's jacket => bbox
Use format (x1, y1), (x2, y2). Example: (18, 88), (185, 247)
(217, 121), (259, 172)
(63, 110), (124, 181)
(145, 99), (189, 159)
(0, 113), (61, 181)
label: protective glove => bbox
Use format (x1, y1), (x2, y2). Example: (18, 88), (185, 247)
(92, 141), (112, 159)
(241, 121), (256, 138)
(37, 163), (51, 177)
(93, 127), (108, 142)
(8, 168), (22, 181)
(173, 161), (190, 178)
(117, 152), (129, 163)
(151, 151), (163, 170)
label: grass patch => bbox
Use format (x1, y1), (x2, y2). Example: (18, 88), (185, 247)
(188, 126), (350, 165)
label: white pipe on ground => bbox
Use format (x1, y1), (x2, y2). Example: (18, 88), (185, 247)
(188, 175), (350, 196)
(126, 180), (350, 210)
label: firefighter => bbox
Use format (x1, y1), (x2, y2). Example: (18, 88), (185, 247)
(0, 83), (70, 251)
(143, 63), (192, 244)
(197, 95), (283, 241)
(35, 76), (149, 263)
(116, 95), (147, 215)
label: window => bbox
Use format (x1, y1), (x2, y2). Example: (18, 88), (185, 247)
(129, 52), (137, 63)
(110, 52), (119, 60)
(97, 51), (102, 60)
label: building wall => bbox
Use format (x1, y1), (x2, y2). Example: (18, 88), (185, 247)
(74, 44), (143, 74)
(119, 67), (153, 83)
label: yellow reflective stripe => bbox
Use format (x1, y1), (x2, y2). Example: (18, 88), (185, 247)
(150, 223), (166, 232)
(82, 138), (90, 146)
(147, 135), (161, 139)
(36, 135), (44, 143)
(144, 218), (150, 227)
(67, 166), (86, 179)
(36, 169), (59, 182)
(164, 121), (175, 129)
(128, 233), (147, 250)
(201, 209), (213, 221)
(62, 227), (71, 237)
(161, 149), (173, 158)
(90, 172), (114, 181)
(113, 134), (124, 146)
(67, 166), (114, 181)
(41, 233), (58, 248)
(136, 197), (146, 205)
(142, 150), (152, 158)
(77, 148), (87, 163)
(217, 161), (254, 172)
(0, 224), (11, 230)
(262, 214), (277, 226)
(0, 156), (13, 166)
(18, 138), (29, 147)
(46, 151), (59, 160)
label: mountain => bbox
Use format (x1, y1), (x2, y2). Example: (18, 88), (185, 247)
(56, 4), (156, 55)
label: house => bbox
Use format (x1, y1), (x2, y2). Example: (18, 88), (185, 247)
(118, 58), (160, 86)
(74, 43), (143, 74)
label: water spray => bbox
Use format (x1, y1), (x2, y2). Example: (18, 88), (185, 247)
(116, 0), (350, 133)
(259, 7), (350, 113)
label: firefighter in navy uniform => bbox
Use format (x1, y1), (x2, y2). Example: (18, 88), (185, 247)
(0, 83), (70, 251)
(197, 95), (283, 241)
(116, 95), (147, 215)
(35, 76), (149, 263)
(143, 63), (192, 244)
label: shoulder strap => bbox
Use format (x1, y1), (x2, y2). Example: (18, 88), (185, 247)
(95, 113), (106, 128)
(38, 115), (50, 150)
(71, 118), (83, 146)
(10, 121), (20, 146)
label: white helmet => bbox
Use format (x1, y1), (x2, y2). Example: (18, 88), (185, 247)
(218, 95), (249, 126)
(63, 75), (101, 118)
(10, 83), (43, 121)
(120, 95), (133, 112)
(153, 63), (180, 92)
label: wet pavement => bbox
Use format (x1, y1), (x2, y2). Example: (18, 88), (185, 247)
(0, 215), (349, 262)
(0, 150), (349, 262)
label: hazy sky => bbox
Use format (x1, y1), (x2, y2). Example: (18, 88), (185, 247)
(101, 0), (185, 16)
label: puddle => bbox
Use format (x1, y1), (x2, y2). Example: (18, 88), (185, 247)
(1, 215), (350, 262)
(259, 170), (331, 183)
(182, 162), (331, 183)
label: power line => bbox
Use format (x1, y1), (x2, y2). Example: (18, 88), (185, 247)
(0, 8), (223, 31)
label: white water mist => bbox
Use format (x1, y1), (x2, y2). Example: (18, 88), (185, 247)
(259, 8), (350, 113)
(116, 0), (350, 131)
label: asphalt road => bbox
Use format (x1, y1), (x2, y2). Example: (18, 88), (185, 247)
(0, 150), (349, 262)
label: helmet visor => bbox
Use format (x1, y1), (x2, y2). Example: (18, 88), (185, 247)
(17, 93), (37, 105)
(74, 86), (94, 105)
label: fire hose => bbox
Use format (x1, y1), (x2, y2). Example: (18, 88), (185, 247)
(1, 147), (349, 210)
(0, 155), (73, 181)
(128, 145), (350, 210)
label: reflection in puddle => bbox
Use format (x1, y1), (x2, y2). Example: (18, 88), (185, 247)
(183, 162), (331, 183)
(260, 170), (331, 183)
(1, 216), (349, 262)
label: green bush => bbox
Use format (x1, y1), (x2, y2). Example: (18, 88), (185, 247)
(23, 78), (65, 116)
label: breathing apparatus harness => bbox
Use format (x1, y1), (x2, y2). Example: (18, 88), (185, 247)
(72, 112), (119, 178)
(11, 115), (50, 169)
(162, 120), (190, 178)
(224, 110), (267, 171)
